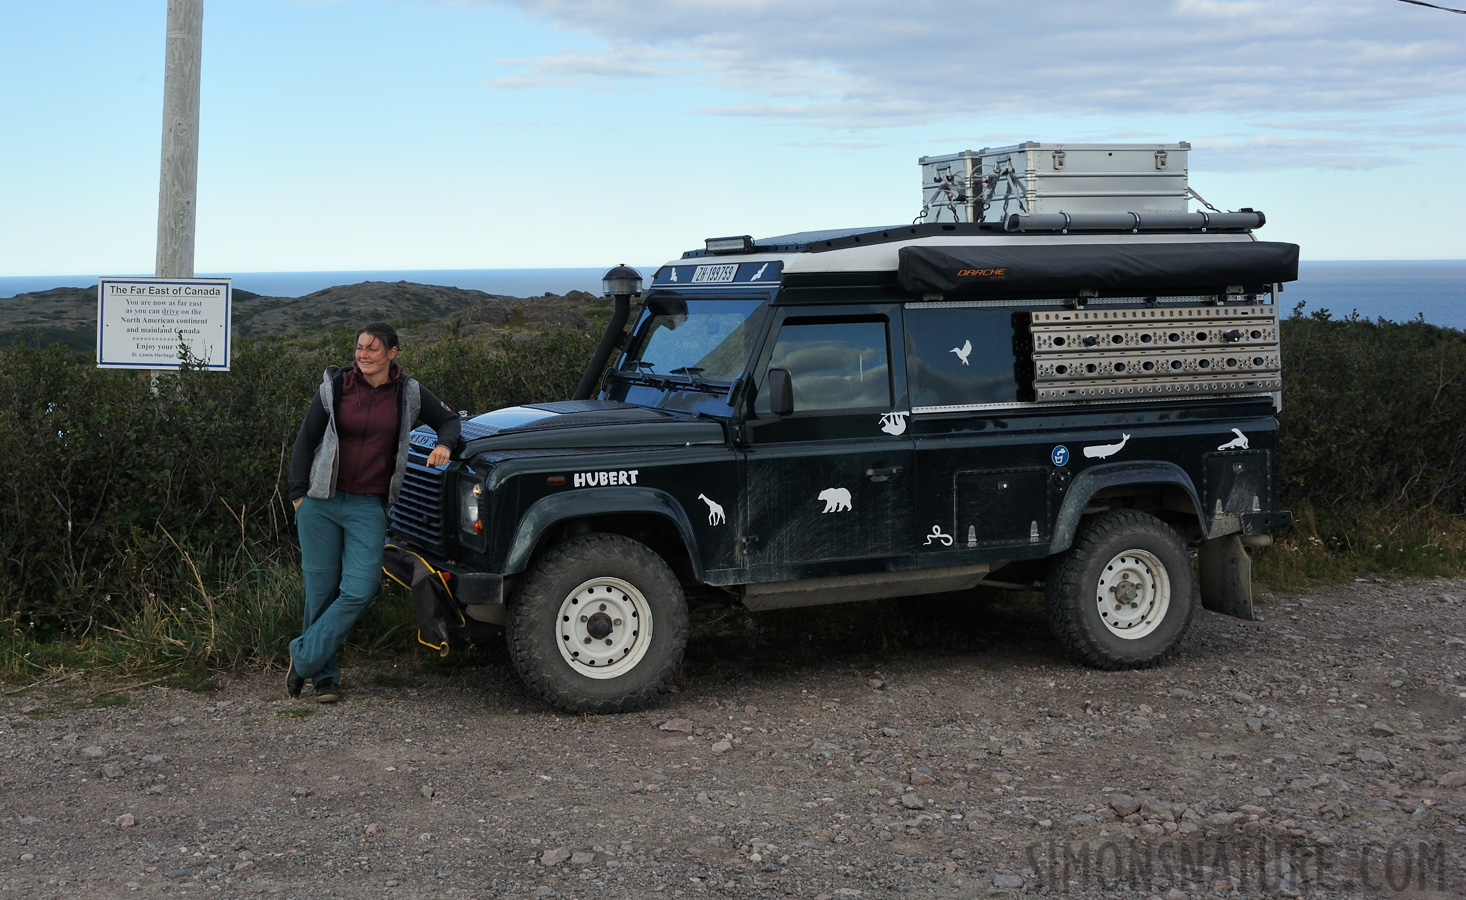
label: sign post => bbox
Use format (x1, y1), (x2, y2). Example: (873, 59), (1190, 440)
(97, 276), (232, 370)
(142, 0), (210, 383)
(157, 0), (203, 281)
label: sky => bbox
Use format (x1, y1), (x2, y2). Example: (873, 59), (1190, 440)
(1, 0), (1463, 277)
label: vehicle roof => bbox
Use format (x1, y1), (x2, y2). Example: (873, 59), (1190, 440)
(651, 219), (1297, 300)
(666, 218), (1265, 275)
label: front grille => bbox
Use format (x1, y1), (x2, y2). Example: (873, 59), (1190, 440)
(390, 452), (448, 548)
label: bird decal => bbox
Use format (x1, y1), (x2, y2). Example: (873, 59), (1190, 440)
(950, 339), (972, 366)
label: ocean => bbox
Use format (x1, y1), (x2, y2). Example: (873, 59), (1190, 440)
(1283, 260), (1466, 331)
(0, 267), (617, 303)
(2, 260), (1462, 331)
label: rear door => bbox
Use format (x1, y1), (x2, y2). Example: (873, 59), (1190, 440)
(905, 302), (1052, 558)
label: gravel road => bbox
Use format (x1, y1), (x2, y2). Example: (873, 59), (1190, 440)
(3, 577), (1464, 899)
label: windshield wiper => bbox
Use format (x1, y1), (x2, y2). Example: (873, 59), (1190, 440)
(612, 367), (682, 389)
(610, 368), (660, 386)
(613, 365), (728, 394)
(666, 374), (729, 395)
(670, 366), (729, 392)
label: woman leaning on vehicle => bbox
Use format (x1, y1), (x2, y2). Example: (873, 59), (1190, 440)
(285, 322), (460, 703)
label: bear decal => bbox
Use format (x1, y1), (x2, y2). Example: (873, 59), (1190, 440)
(817, 487), (853, 513)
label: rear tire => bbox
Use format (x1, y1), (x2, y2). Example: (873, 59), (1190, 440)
(1045, 510), (1197, 670)
(508, 534), (688, 713)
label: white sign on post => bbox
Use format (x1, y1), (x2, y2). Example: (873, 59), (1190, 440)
(97, 277), (232, 370)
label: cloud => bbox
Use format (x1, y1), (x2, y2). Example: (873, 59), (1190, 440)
(1256, 112), (1466, 138)
(1190, 136), (1412, 171)
(486, 44), (693, 89)
(467, 0), (1466, 167)
(480, 1), (1463, 111)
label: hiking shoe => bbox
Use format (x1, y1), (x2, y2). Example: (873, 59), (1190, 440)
(285, 658), (305, 699)
(314, 679), (339, 704)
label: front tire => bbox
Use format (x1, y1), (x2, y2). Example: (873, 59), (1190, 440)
(1045, 510), (1197, 670)
(508, 534), (688, 713)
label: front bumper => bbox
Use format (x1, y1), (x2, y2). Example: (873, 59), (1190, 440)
(447, 568), (505, 606)
(386, 541), (505, 607)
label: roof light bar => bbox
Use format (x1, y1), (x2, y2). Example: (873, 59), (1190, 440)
(704, 235), (755, 254)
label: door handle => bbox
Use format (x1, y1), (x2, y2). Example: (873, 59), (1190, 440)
(867, 466), (903, 482)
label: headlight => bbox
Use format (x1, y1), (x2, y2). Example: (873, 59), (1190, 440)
(459, 480), (485, 537)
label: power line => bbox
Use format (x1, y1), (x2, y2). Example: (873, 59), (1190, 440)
(1395, 0), (1466, 14)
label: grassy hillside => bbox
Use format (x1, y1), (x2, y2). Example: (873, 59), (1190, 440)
(0, 281), (609, 352)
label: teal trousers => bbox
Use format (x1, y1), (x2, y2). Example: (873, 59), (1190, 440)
(290, 492), (386, 683)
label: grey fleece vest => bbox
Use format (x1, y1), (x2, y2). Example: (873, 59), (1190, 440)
(306, 366), (423, 507)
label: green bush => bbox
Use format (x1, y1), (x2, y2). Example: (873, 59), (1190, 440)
(0, 337), (330, 638)
(1278, 308), (1466, 516)
(3, 304), (1465, 675)
(0, 323), (596, 674)
(409, 326), (598, 414)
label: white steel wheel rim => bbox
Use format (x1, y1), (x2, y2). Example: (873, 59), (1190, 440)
(555, 576), (653, 679)
(1095, 549), (1171, 640)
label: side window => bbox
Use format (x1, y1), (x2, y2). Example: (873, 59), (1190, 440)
(757, 318), (892, 413)
(905, 306), (1020, 407)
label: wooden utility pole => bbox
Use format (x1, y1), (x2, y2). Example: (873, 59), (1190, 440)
(156, 0), (203, 280)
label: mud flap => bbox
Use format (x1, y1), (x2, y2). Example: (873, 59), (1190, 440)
(1198, 534), (1254, 620)
(382, 544), (467, 656)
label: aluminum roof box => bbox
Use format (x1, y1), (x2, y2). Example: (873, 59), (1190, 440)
(918, 142), (1191, 224)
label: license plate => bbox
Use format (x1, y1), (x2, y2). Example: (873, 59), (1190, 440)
(691, 264), (738, 284)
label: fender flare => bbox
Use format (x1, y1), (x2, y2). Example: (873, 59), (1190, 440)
(503, 487), (703, 580)
(1050, 462), (1206, 554)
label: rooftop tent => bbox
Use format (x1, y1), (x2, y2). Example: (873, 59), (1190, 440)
(898, 241), (1300, 300)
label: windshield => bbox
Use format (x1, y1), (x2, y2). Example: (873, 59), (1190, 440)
(618, 297), (769, 384)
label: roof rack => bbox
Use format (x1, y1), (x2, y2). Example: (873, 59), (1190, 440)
(1006, 210), (1264, 233)
(682, 212), (1265, 259)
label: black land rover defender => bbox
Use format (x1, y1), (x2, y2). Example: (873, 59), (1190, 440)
(388, 212), (1296, 713)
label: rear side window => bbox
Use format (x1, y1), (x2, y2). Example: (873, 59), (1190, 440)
(905, 306), (1020, 408)
(758, 318), (892, 413)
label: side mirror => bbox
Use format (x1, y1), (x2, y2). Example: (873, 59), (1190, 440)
(766, 367), (793, 416)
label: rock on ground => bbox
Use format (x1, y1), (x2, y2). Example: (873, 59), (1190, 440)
(2, 576), (1465, 898)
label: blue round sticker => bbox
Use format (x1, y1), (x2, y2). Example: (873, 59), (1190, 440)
(1051, 445), (1070, 467)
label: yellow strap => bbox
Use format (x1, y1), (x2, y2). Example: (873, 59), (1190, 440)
(384, 544), (467, 627)
(385, 543), (455, 604)
(417, 630), (450, 658)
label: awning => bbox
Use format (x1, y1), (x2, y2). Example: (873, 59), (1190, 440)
(898, 241), (1299, 299)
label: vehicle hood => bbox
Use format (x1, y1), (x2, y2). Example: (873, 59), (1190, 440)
(412, 400), (727, 455)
